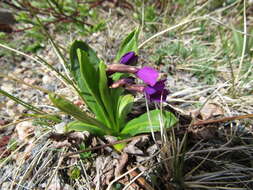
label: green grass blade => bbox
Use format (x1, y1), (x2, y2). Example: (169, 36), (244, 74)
(49, 93), (107, 128)
(0, 89), (44, 114)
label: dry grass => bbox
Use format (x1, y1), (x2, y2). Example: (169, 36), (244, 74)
(1, 0), (253, 189)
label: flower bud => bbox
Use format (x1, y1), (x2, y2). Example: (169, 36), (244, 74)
(125, 84), (145, 93)
(107, 64), (138, 74)
(110, 78), (134, 88)
(120, 52), (138, 65)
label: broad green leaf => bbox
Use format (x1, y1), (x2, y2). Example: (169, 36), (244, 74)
(110, 73), (129, 81)
(120, 110), (178, 137)
(110, 87), (124, 129)
(98, 61), (117, 130)
(78, 49), (110, 126)
(117, 94), (134, 129)
(66, 120), (112, 136)
(115, 27), (140, 62)
(70, 41), (100, 78)
(69, 41), (107, 123)
(49, 93), (104, 127)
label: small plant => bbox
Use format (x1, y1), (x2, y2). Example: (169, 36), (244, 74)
(49, 28), (177, 149)
(1, 0), (106, 53)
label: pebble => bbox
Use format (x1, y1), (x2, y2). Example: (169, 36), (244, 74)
(42, 75), (52, 84)
(15, 121), (35, 142)
(1, 83), (14, 93)
(1, 182), (11, 190)
(54, 122), (67, 133)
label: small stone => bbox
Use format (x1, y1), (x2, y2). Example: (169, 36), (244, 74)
(13, 68), (25, 74)
(23, 78), (36, 85)
(15, 121), (35, 142)
(1, 83), (14, 93)
(6, 100), (16, 117)
(0, 119), (6, 125)
(54, 122), (67, 133)
(1, 182), (11, 190)
(17, 104), (26, 113)
(47, 175), (61, 190)
(42, 75), (52, 84)
(6, 100), (15, 108)
(63, 184), (74, 190)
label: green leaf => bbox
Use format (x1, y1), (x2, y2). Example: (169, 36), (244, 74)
(66, 120), (111, 136)
(24, 113), (61, 123)
(77, 49), (110, 126)
(120, 110), (178, 137)
(115, 27), (140, 62)
(69, 40), (99, 97)
(113, 143), (127, 152)
(79, 142), (92, 159)
(98, 61), (117, 130)
(69, 167), (81, 180)
(49, 93), (104, 127)
(117, 94), (134, 129)
(69, 41), (109, 125)
(110, 73), (130, 81)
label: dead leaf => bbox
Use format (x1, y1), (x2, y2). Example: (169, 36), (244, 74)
(123, 135), (148, 155)
(115, 153), (128, 177)
(13, 142), (35, 164)
(94, 156), (117, 186)
(200, 103), (224, 120)
(189, 125), (218, 140)
(0, 135), (11, 157)
(51, 140), (71, 148)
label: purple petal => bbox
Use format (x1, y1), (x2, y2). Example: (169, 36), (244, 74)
(144, 86), (157, 95)
(148, 89), (169, 102)
(136, 66), (159, 86)
(144, 79), (169, 102)
(144, 79), (166, 95)
(152, 79), (166, 91)
(120, 52), (138, 65)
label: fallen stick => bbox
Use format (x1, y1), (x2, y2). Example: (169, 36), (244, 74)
(191, 113), (253, 126)
(63, 134), (147, 157)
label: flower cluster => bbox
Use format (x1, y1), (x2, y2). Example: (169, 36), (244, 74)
(107, 52), (169, 102)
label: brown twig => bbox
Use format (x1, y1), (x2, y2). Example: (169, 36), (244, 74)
(191, 113), (253, 126)
(12, 17), (71, 33)
(128, 167), (155, 190)
(63, 134), (147, 157)
(1, 0), (26, 11)
(4, 0), (92, 33)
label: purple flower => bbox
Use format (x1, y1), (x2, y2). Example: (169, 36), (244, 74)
(120, 52), (138, 65)
(136, 66), (159, 86)
(144, 79), (169, 102)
